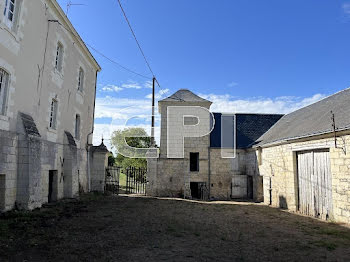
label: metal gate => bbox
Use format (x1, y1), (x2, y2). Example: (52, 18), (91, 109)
(297, 150), (333, 220)
(105, 167), (147, 195)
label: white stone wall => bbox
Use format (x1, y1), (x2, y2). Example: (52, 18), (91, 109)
(0, 0), (100, 211)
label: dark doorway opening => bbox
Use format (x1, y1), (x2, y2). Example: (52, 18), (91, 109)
(247, 176), (253, 199)
(0, 174), (5, 210)
(190, 182), (206, 200)
(48, 170), (57, 203)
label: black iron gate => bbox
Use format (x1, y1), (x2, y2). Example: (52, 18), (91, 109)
(105, 167), (147, 195)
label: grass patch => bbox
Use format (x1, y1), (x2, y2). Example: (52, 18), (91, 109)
(312, 240), (338, 251)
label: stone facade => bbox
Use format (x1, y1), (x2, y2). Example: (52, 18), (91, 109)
(147, 91), (264, 201)
(0, 0), (102, 211)
(257, 132), (350, 223)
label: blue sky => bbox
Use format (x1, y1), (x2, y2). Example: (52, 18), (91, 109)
(57, 0), (350, 148)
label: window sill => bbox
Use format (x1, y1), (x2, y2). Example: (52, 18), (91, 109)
(47, 127), (57, 134)
(0, 22), (20, 42)
(54, 68), (64, 78)
(0, 115), (9, 121)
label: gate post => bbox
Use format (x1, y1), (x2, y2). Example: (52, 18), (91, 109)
(90, 140), (109, 192)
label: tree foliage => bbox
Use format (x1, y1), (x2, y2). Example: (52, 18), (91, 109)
(111, 128), (152, 169)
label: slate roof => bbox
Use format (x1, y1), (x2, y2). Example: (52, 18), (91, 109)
(19, 112), (41, 137)
(159, 89), (211, 103)
(210, 113), (283, 149)
(65, 131), (76, 146)
(256, 88), (350, 147)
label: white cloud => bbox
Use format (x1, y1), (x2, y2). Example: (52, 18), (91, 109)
(343, 3), (350, 14)
(228, 82), (238, 87)
(121, 82), (143, 89)
(199, 93), (326, 114)
(144, 80), (153, 89)
(93, 91), (326, 150)
(101, 85), (123, 92)
(145, 88), (170, 99)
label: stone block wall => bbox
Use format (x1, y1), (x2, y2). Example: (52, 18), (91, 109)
(0, 130), (17, 211)
(259, 133), (350, 223)
(330, 135), (350, 223)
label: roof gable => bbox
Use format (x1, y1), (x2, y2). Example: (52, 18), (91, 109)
(160, 89), (211, 103)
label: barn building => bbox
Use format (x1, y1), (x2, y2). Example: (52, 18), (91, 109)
(147, 88), (350, 224)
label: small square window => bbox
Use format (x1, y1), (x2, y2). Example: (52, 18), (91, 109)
(190, 152), (199, 172)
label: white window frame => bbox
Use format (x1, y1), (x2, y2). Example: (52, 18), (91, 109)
(78, 68), (84, 92)
(0, 68), (10, 116)
(75, 114), (81, 140)
(49, 99), (58, 130)
(55, 42), (64, 73)
(3, 0), (19, 30)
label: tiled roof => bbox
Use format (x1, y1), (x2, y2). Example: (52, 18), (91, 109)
(210, 113), (283, 149)
(19, 112), (41, 137)
(65, 131), (76, 146)
(159, 89), (211, 103)
(257, 88), (350, 147)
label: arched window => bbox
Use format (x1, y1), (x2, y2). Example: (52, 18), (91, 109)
(0, 68), (10, 115)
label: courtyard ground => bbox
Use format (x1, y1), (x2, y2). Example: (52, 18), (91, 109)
(1, 193), (350, 261)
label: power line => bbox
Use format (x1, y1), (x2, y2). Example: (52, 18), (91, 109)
(50, 20), (152, 80)
(85, 43), (151, 80)
(117, 0), (160, 86)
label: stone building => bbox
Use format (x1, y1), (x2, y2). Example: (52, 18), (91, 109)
(0, 0), (102, 211)
(147, 89), (282, 200)
(254, 88), (350, 223)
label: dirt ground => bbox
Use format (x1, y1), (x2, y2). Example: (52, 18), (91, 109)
(1, 194), (350, 261)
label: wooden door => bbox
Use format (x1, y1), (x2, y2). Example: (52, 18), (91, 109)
(297, 150), (332, 219)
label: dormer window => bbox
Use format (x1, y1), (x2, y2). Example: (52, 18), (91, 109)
(78, 68), (84, 92)
(55, 42), (64, 72)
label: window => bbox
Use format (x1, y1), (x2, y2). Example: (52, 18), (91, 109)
(75, 114), (80, 139)
(0, 68), (9, 115)
(55, 42), (64, 72)
(3, 0), (17, 29)
(49, 99), (58, 129)
(190, 152), (199, 172)
(78, 68), (84, 91)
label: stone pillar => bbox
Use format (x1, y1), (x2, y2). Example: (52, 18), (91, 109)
(63, 131), (79, 198)
(146, 157), (158, 196)
(16, 113), (42, 210)
(91, 140), (109, 192)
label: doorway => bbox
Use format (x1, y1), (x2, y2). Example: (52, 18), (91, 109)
(0, 174), (5, 210)
(190, 182), (206, 200)
(48, 170), (57, 203)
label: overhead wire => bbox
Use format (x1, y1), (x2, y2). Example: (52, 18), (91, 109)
(117, 0), (161, 87)
(50, 20), (152, 80)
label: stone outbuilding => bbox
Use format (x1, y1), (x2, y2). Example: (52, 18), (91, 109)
(147, 89), (282, 201)
(254, 88), (350, 223)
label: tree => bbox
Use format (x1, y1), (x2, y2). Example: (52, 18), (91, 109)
(111, 127), (152, 169)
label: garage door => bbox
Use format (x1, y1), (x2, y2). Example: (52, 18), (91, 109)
(297, 150), (332, 220)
